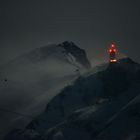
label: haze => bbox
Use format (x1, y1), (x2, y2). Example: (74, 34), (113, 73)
(0, 0), (140, 65)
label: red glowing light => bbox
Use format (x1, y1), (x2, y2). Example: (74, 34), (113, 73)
(108, 42), (118, 63)
(113, 49), (116, 52)
(111, 44), (115, 47)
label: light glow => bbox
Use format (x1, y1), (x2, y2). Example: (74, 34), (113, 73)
(111, 44), (115, 47)
(110, 59), (117, 62)
(108, 42), (118, 63)
(113, 49), (116, 52)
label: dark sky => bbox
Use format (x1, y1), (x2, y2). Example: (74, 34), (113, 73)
(0, 0), (140, 65)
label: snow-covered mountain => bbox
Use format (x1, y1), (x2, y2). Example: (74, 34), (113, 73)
(0, 41), (91, 139)
(4, 57), (140, 140)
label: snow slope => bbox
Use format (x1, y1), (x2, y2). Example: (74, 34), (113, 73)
(0, 41), (91, 139)
(5, 58), (140, 140)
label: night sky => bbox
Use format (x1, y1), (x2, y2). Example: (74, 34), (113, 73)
(1, 0), (140, 65)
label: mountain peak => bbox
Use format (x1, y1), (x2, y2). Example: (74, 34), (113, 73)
(118, 57), (138, 64)
(58, 41), (91, 69)
(4, 57), (140, 140)
(107, 57), (139, 71)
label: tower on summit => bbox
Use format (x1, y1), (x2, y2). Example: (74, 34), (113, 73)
(108, 42), (118, 63)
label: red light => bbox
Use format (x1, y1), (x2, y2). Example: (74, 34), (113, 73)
(111, 44), (115, 47)
(113, 49), (116, 52)
(108, 42), (118, 63)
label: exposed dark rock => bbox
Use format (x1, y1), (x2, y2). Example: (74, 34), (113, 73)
(59, 41), (91, 69)
(4, 129), (44, 140)
(4, 58), (140, 140)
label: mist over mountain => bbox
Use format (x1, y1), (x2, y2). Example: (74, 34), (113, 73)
(0, 41), (91, 139)
(4, 57), (140, 140)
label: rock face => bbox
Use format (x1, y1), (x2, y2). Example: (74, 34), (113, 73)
(0, 41), (91, 140)
(10, 41), (91, 70)
(4, 58), (140, 140)
(4, 129), (44, 140)
(59, 41), (91, 69)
